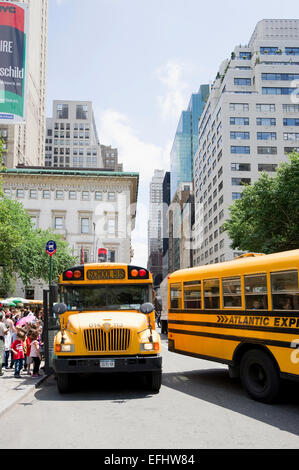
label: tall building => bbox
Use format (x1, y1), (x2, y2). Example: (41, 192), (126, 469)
(147, 169), (164, 287)
(45, 100), (123, 170)
(168, 182), (193, 273)
(162, 171), (170, 279)
(0, 0), (48, 168)
(45, 100), (103, 169)
(193, 19), (299, 266)
(2, 167), (139, 299)
(170, 84), (209, 200)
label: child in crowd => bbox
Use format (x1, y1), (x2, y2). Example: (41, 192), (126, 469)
(29, 330), (42, 378)
(10, 328), (26, 378)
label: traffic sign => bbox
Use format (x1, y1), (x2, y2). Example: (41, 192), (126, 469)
(46, 240), (56, 257)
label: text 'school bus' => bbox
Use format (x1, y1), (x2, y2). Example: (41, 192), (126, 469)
(168, 249), (299, 403)
(52, 263), (162, 394)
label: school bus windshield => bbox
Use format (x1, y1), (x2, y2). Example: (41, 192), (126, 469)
(60, 284), (152, 311)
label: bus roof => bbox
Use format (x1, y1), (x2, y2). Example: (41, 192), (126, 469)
(169, 249), (299, 282)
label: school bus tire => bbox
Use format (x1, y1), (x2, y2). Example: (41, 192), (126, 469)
(144, 370), (162, 393)
(56, 373), (72, 394)
(240, 349), (280, 403)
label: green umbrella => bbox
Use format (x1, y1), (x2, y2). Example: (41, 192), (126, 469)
(7, 297), (27, 304)
(1, 300), (17, 307)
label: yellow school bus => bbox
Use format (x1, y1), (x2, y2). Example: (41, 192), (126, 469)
(52, 263), (162, 393)
(168, 249), (299, 403)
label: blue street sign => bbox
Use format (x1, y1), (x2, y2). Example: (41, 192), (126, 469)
(46, 240), (56, 256)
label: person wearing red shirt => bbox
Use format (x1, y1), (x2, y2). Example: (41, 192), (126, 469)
(10, 329), (25, 378)
(25, 334), (32, 375)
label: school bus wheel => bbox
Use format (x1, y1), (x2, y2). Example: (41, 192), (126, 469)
(240, 349), (280, 403)
(56, 373), (72, 394)
(144, 370), (162, 393)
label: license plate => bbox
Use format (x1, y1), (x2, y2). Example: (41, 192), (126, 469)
(100, 360), (115, 368)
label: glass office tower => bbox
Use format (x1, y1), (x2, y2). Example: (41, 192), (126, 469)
(170, 84), (209, 200)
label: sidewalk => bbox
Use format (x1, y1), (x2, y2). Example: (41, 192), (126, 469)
(0, 364), (49, 418)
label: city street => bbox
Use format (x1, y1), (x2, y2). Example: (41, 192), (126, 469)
(1, 332), (299, 449)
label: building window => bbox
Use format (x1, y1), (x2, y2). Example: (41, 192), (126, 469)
(82, 191), (89, 201)
(95, 191), (102, 201)
(54, 217), (64, 230)
(108, 192), (116, 201)
(257, 132), (276, 140)
(284, 147), (299, 154)
(3, 189), (11, 198)
(231, 163), (251, 171)
(29, 189), (37, 199)
(256, 103), (276, 112)
(258, 164), (277, 172)
(232, 177), (251, 186)
(285, 47), (299, 55)
(16, 189), (24, 198)
(234, 78), (251, 86)
(76, 105), (88, 120)
(283, 104), (299, 113)
(80, 218), (90, 234)
(232, 192), (242, 200)
(256, 118), (276, 126)
(107, 249), (116, 263)
(55, 190), (64, 199)
(262, 73), (299, 81)
(69, 191), (77, 200)
(262, 87), (297, 95)
(56, 104), (68, 119)
(283, 133), (299, 141)
(107, 218), (116, 235)
(43, 190), (51, 199)
(230, 131), (250, 140)
(283, 118), (299, 126)
(231, 146), (250, 154)
(30, 216), (38, 229)
(257, 146), (277, 155)
(230, 117), (249, 125)
(260, 47), (279, 55)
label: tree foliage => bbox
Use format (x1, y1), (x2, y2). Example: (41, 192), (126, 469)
(0, 197), (76, 296)
(223, 152), (299, 254)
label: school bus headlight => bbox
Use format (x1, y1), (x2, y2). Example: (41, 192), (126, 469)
(140, 342), (159, 351)
(56, 344), (74, 353)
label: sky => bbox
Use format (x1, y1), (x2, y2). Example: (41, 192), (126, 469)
(47, 0), (299, 267)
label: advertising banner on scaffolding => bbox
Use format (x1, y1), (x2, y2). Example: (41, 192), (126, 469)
(0, 1), (28, 123)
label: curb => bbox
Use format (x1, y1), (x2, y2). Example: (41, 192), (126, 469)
(0, 373), (51, 419)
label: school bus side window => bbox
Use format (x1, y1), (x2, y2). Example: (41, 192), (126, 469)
(170, 284), (182, 309)
(271, 270), (299, 311)
(184, 281), (201, 309)
(245, 274), (268, 310)
(203, 279), (220, 309)
(222, 277), (242, 308)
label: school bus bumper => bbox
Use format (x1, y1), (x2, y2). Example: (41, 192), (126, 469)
(52, 355), (162, 374)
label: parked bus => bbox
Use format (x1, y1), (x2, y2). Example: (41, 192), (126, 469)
(52, 263), (162, 393)
(168, 249), (299, 403)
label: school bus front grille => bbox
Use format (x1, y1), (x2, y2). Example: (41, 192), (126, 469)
(83, 328), (131, 352)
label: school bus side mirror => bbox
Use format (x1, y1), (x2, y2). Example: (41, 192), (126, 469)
(140, 303), (154, 314)
(53, 303), (68, 315)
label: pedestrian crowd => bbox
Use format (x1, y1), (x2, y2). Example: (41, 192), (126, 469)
(0, 307), (44, 379)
